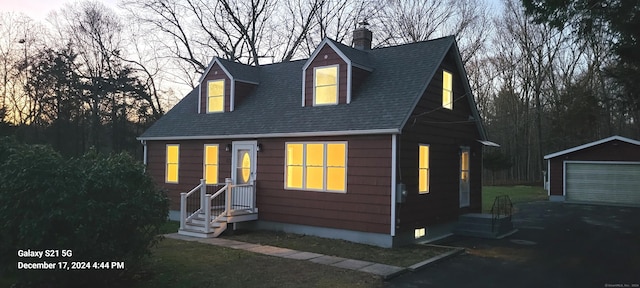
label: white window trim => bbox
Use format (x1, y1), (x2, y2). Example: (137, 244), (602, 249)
(312, 65), (339, 106)
(207, 79), (225, 113)
(419, 144), (430, 194)
(165, 144), (180, 184)
(443, 70), (453, 110)
(284, 141), (348, 193)
(203, 144), (219, 185)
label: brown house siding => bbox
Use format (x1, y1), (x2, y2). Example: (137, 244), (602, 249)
(548, 140), (640, 196)
(256, 135), (391, 234)
(396, 53), (482, 233)
(147, 140), (233, 211)
(147, 134), (392, 234)
(304, 45), (348, 106)
(199, 63), (231, 113)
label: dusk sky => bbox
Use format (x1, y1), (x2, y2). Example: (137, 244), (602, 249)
(1, 0), (120, 21)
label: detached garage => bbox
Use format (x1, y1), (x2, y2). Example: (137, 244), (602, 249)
(544, 135), (640, 206)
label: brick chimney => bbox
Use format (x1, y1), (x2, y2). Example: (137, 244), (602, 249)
(352, 21), (372, 50)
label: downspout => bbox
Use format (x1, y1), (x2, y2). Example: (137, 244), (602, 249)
(141, 140), (148, 171)
(546, 160), (550, 196)
(391, 134), (397, 237)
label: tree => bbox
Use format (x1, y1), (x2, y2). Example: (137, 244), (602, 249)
(0, 139), (168, 287)
(522, 0), (640, 137)
(46, 1), (162, 154)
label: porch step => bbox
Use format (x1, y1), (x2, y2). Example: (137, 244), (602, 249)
(184, 221), (223, 229)
(178, 228), (218, 238)
(453, 213), (517, 239)
(189, 210), (259, 225)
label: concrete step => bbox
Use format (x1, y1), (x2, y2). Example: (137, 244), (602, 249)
(457, 213), (512, 224)
(454, 213), (517, 239)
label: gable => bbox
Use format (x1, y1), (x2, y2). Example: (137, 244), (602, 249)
(545, 136), (640, 161)
(303, 44), (349, 106)
(199, 62), (231, 113)
(402, 53), (481, 140)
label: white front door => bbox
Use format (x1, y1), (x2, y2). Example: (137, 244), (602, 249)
(232, 141), (257, 184)
(459, 147), (470, 207)
(231, 141), (257, 210)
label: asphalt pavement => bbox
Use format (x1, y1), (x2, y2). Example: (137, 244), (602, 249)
(385, 201), (640, 288)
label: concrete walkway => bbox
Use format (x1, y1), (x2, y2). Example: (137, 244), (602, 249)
(165, 233), (461, 279)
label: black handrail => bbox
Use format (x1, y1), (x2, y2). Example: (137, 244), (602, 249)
(490, 195), (513, 232)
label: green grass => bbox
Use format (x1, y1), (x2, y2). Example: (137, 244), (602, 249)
(223, 230), (452, 267)
(482, 185), (548, 212)
(132, 238), (382, 288)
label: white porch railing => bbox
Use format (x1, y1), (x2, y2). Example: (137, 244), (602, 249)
(180, 178), (256, 233)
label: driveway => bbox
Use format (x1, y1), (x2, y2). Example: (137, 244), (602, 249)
(386, 201), (640, 288)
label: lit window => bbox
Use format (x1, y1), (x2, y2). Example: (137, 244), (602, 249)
(166, 144), (179, 183)
(207, 80), (224, 113)
(419, 145), (429, 194)
(285, 142), (346, 192)
(286, 144), (304, 189)
(415, 228), (426, 239)
(204, 145), (219, 184)
(314, 66), (338, 105)
(461, 149), (469, 181)
(306, 144), (324, 189)
(443, 71), (453, 110)
(326, 143), (346, 191)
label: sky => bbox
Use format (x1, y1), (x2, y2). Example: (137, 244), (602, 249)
(0, 0), (120, 21)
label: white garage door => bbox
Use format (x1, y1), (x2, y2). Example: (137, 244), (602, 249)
(565, 162), (640, 205)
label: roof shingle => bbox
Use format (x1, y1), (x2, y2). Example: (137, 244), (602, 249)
(140, 36), (470, 140)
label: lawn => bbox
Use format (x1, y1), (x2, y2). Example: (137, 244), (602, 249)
(131, 238), (383, 288)
(482, 185), (547, 212)
(223, 230), (452, 267)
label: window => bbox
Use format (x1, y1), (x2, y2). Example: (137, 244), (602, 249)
(286, 142), (346, 192)
(207, 79), (224, 113)
(443, 70), (453, 110)
(204, 145), (219, 184)
(314, 65), (338, 105)
(419, 144), (430, 194)
(461, 149), (469, 182)
(166, 144), (179, 183)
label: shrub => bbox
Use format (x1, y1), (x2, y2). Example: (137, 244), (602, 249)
(0, 139), (168, 287)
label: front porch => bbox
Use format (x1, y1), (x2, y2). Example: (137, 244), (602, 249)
(178, 178), (258, 238)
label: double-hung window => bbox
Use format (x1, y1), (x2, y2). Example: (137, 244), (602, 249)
(419, 144), (430, 194)
(314, 65), (338, 105)
(207, 79), (224, 113)
(166, 144), (180, 183)
(442, 70), (453, 110)
(204, 145), (219, 184)
(286, 142), (346, 192)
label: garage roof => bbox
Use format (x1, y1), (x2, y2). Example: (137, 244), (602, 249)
(543, 135), (640, 160)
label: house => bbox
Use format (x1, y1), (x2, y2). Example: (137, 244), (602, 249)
(138, 26), (494, 247)
(544, 135), (640, 206)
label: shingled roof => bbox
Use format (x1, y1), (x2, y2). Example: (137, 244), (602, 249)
(139, 35), (487, 140)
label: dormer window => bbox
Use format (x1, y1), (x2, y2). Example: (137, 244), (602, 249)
(442, 70), (453, 110)
(314, 65), (338, 105)
(207, 79), (225, 113)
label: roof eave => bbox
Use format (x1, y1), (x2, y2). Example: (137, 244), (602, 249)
(137, 128), (401, 141)
(543, 135), (640, 159)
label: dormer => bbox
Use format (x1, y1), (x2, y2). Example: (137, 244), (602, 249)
(198, 58), (259, 114)
(301, 36), (373, 107)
